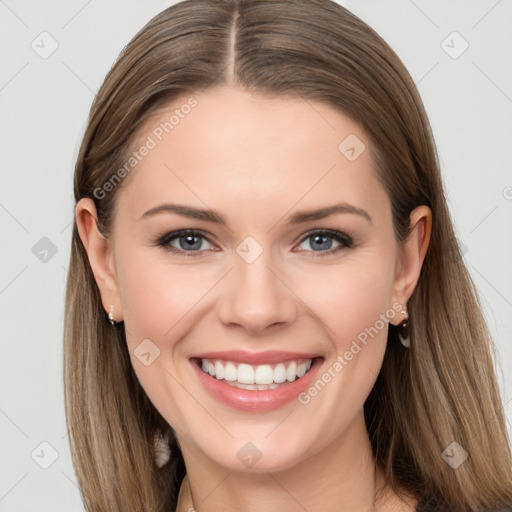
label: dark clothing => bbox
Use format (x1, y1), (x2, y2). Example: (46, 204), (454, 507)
(416, 501), (512, 512)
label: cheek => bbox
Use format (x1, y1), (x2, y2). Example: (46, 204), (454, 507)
(290, 256), (395, 432)
(296, 253), (396, 349)
(117, 249), (212, 346)
(115, 250), (209, 432)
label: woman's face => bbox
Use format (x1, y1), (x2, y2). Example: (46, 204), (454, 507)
(79, 85), (429, 473)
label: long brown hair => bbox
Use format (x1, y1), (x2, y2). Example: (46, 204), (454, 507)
(63, 1), (512, 510)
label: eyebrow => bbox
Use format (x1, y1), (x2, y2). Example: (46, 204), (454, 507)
(138, 202), (372, 225)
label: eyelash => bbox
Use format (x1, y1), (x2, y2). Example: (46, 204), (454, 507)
(155, 228), (354, 257)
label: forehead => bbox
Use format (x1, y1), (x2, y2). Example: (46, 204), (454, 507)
(116, 86), (388, 225)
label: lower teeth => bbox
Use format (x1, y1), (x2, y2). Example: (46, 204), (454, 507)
(220, 380), (284, 390)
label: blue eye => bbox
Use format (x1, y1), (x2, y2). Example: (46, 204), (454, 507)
(155, 229), (353, 257)
(157, 229), (215, 255)
(296, 229), (353, 256)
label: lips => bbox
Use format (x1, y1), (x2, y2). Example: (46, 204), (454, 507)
(189, 351), (324, 412)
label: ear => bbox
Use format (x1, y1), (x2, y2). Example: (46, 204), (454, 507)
(75, 198), (123, 322)
(389, 205), (432, 325)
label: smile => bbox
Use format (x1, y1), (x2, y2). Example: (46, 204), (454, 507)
(190, 351), (324, 411)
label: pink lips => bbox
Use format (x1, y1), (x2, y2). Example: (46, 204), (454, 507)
(189, 351), (324, 412)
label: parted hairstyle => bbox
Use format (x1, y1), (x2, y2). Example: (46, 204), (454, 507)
(63, 1), (512, 511)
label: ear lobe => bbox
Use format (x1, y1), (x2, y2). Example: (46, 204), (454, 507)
(389, 205), (432, 323)
(75, 198), (122, 319)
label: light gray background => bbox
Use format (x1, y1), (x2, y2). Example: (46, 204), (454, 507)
(1, 1), (511, 510)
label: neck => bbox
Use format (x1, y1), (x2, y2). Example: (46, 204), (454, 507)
(176, 410), (397, 512)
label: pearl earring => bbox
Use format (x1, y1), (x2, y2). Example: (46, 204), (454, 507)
(108, 305), (116, 326)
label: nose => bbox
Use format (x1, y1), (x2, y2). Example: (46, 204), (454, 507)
(217, 251), (298, 335)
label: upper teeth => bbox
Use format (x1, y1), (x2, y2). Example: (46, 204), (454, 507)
(201, 358), (313, 385)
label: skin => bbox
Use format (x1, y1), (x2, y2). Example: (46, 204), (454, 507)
(76, 85), (431, 512)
